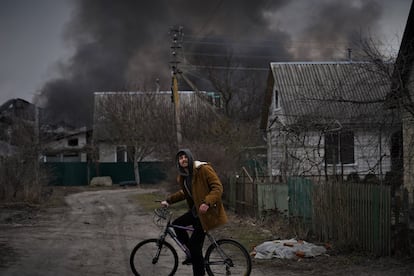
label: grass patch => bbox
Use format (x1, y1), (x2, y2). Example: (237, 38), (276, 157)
(130, 190), (188, 214)
(130, 191), (163, 211)
(130, 190), (276, 254)
(214, 216), (275, 253)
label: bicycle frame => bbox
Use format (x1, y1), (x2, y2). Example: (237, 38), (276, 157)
(162, 223), (192, 259)
(159, 212), (233, 268)
(130, 208), (252, 276)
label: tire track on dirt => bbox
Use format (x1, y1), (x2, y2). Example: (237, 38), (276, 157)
(0, 188), (158, 276)
(0, 199), (87, 275)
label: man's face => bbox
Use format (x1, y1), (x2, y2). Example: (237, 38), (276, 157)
(178, 154), (189, 168)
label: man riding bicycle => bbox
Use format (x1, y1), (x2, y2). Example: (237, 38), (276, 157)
(161, 149), (228, 276)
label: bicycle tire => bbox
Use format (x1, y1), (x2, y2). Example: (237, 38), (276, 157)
(130, 238), (178, 276)
(205, 239), (252, 276)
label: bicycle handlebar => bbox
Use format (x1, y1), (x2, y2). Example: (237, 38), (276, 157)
(154, 207), (170, 219)
(152, 207), (173, 228)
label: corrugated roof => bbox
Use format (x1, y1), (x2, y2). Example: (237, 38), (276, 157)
(92, 91), (222, 141)
(268, 61), (396, 128)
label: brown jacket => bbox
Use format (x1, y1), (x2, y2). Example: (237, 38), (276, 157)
(166, 161), (228, 231)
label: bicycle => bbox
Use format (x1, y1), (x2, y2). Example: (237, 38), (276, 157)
(130, 207), (252, 275)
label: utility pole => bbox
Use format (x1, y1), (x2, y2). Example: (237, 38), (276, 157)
(34, 106), (40, 187)
(169, 26), (184, 148)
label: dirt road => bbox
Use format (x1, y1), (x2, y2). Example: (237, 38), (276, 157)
(1, 187), (413, 276)
(0, 188), (195, 276)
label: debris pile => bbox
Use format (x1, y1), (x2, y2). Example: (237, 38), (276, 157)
(253, 239), (327, 259)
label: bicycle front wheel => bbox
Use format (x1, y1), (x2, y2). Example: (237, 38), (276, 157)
(130, 238), (178, 276)
(205, 239), (252, 276)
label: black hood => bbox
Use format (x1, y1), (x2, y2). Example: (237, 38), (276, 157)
(176, 148), (194, 176)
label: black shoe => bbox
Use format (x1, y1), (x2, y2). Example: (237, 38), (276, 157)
(182, 258), (192, 265)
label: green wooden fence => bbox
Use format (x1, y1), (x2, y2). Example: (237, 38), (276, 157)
(224, 175), (392, 256)
(288, 177), (313, 221)
(312, 181), (391, 255)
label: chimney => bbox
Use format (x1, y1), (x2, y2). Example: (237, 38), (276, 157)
(347, 48), (352, 61)
(155, 78), (160, 93)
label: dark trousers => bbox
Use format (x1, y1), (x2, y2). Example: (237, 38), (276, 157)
(173, 210), (206, 276)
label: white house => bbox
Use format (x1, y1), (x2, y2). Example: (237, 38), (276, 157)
(260, 61), (402, 182)
(41, 126), (91, 162)
(93, 90), (222, 163)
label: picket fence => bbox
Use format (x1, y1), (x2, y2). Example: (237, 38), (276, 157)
(224, 174), (391, 256)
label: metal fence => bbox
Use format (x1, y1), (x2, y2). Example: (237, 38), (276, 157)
(224, 173), (392, 256)
(43, 162), (167, 186)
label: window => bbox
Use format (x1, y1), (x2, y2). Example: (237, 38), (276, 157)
(207, 92), (222, 108)
(68, 138), (79, 147)
(273, 88), (280, 109)
(126, 146), (135, 162)
(325, 131), (355, 165)
(116, 146), (127, 162)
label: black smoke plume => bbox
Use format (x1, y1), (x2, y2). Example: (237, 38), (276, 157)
(36, 0), (384, 127)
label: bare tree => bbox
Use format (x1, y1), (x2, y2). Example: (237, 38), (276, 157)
(176, 52), (267, 181)
(94, 92), (176, 185)
(182, 107), (262, 177)
(0, 115), (47, 202)
(188, 51), (267, 121)
(354, 37), (413, 205)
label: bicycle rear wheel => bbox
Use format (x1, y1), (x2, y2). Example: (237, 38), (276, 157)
(130, 238), (178, 276)
(205, 239), (252, 276)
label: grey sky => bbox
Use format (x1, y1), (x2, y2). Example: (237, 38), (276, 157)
(0, 0), (73, 104)
(0, 0), (412, 109)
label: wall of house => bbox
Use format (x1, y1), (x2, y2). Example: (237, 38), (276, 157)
(267, 127), (327, 178)
(43, 133), (88, 162)
(403, 117), (414, 203)
(46, 134), (87, 149)
(266, 124), (287, 177)
(353, 130), (393, 177)
(44, 153), (86, 162)
(267, 126), (394, 181)
(265, 111), (286, 177)
(403, 72), (414, 204)
(98, 143), (116, 162)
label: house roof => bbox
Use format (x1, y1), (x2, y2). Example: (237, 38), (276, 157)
(41, 126), (92, 143)
(94, 90), (215, 105)
(0, 98), (35, 122)
(261, 61), (397, 130)
(93, 90), (222, 141)
(93, 91), (219, 117)
(0, 98), (31, 113)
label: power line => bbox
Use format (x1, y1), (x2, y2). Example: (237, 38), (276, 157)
(194, 0), (225, 36)
(183, 37), (393, 50)
(182, 51), (282, 59)
(181, 64), (269, 71)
